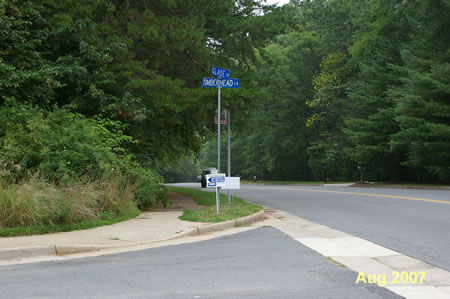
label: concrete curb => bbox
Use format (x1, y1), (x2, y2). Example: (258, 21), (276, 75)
(157, 210), (266, 242)
(197, 219), (235, 235)
(352, 184), (450, 190)
(0, 245), (56, 260)
(0, 210), (266, 262)
(55, 245), (115, 256)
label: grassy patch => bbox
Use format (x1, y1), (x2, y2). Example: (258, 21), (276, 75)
(166, 186), (262, 223)
(0, 208), (140, 237)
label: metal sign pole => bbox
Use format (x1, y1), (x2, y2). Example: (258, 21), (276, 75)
(217, 86), (221, 173)
(227, 109), (231, 204)
(217, 86), (221, 214)
(216, 187), (220, 214)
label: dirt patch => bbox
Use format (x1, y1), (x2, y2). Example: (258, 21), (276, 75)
(152, 191), (206, 211)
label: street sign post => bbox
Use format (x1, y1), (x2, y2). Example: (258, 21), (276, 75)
(202, 66), (239, 213)
(206, 173), (226, 214)
(227, 109), (231, 204)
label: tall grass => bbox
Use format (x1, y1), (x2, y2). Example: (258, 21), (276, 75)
(0, 176), (139, 229)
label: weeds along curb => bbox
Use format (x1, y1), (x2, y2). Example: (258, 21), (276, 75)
(0, 210), (266, 261)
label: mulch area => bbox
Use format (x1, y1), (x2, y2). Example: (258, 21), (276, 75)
(152, 191), (206, 211)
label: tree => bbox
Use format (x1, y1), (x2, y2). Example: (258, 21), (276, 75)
(307, 52), (356, 180)
(228, 31), (323, 180)
(2, 1), (287, 165)
(389, 0), (450, 181)
(344, 0), (412, 181)
(0, 0), (58, 106)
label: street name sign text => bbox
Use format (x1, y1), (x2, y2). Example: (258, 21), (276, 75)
(212, 66), (230, 79)
(206, 173), (226, 187)
(202, 77), (239, 88)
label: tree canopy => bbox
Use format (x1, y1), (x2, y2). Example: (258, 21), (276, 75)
(1, 0), (449, 183)
(201, 0), (450, 183)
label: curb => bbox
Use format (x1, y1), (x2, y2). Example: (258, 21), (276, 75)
(159, 210), (265, 242)
(0, 210), (266, 262)
(55, 245), (115, 255)
(352, 184), (450, 190)
(0, 245), (56, 260)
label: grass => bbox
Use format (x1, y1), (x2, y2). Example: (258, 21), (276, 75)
(166, 186), (263, 223)
(0, 177), (142, 237)
(0, 208), (140, 237)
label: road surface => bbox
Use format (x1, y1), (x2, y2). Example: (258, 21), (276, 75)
(190, 183), (450, 272)
(0, 227), (400, 298)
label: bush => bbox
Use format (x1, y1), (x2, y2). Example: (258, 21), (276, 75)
(126, 167), (167, 210)
(0, 101), (167, 217)
(0, 100), (134, 185)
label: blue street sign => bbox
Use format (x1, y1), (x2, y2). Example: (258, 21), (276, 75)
(202, 77), (239, 88)
(208, 176), (225, 183)
(206, 173), (226, 187)
(212, 66), (230, 79)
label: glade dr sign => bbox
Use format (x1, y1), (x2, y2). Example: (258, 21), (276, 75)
(211, 66), (230, 79)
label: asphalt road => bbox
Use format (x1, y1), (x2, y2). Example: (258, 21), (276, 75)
(222, 184), (450, 273)
(174, 183), (450, 272)
(0, 227), (400, 299)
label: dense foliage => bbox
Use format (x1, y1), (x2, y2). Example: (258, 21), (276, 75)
(198, 0), (449, 183)
(0, 0), (285, 227)
(1, 0), (449, 202)
(0, 101), (133, 183)
(1, 0), (284, 159)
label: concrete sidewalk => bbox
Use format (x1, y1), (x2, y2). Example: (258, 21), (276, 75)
(261, 208), (450, 299)
(0, 192), (264, 262)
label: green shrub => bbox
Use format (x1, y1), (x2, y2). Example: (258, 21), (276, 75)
(126, 167), (167, 210)
(0, 101), (167, 214)
(0, 100), (134, 184)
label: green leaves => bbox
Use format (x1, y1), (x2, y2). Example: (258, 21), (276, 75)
(390, 52), (450, 180)
(0, 101), (134, 184)
(3, 0), (448, 184)
(344, 0), (450, 181)
(223, 0), (449, 183)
